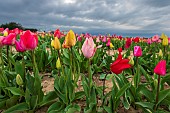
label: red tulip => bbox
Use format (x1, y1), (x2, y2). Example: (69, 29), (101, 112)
(125, 38), (132, 49)
(118, 47), (122, 53)
(106, 38), (110, 46)
(20, 30), (38, 50)
(0, 28), (4, 33)
(54, 29), (61, 39)
(154, 60), (166, 76)
(134, 46), (142, 57)
(110, 52), (131, 74)
(133, 37), (140, 43)
(1, 33), (16, 45)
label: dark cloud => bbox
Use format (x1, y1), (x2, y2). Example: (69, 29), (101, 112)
(0, 0), (170, 37)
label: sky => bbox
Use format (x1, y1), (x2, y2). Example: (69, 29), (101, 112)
(0, 0), (170, 37)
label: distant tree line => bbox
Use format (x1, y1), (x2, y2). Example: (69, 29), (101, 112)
(0, 22), (38, 32)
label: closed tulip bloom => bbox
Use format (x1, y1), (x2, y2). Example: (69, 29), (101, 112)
(20, 30), (38, 50)
(82, 37), (97, 58)
(147, 38), (152, 44)
(2, 33), (16, 45)
(102, 36), (107, 42)
(134, 46), (142, 57)
(125, 38), (132, 49)
(16, 74), (23, 86)
(52, 37), (61, 50)
(158, 49), (163, 58)
(168, 38), (170, 44)
(54, 29), (61, 39)
(154, 60), (166, 76)
(106, 38), (110, 46)
(15, 40), (26, 52)
(0, 28), (4, 33)
(110, 43), (114, 48)
(162, 37), (168, 46)
(56, 58), (61, 69)
(110, 52), (131, 74)
(63, 30), (76, 48)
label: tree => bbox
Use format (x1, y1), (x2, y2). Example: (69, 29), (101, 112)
(0, 22), (24, 30)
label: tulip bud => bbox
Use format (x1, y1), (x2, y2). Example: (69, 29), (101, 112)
(158, 49), (163, 58)
(56, 58), (61, 69)
(53, 37), (61, 50)
(51, 40), (54, 47)
(128, 56), (134, 66)
(16, 74), (23, 86)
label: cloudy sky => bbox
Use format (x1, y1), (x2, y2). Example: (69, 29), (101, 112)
(0, 0), (170, 37)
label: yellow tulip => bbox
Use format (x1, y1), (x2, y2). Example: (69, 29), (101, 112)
(3, 31), (8, 36)
(56, 58), (61, 69)
(63, 30), (76, 48)
(53, 37), (61, 50)
(162, 37), (168, 46)
(16, 74), (23, 86)
(128, 56), (134, 66)
(110, 43), (114, 48)
(160, 33), (167, 39)
(51, 40), (54, 47)
(158, 49), (163, 58)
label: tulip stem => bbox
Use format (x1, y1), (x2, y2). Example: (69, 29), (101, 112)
(102, 73), (108, 108)
(22, 53), (25, 81)
(70, 47), (73, 80)
(0, 47), (4, 71)
(31, 50), (38, 75)
(154, 75), (161, 111)
(7, 46), (12, 71)
(88, 58), (92, 95)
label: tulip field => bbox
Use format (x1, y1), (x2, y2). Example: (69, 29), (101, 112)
(0, 28), (170, 113)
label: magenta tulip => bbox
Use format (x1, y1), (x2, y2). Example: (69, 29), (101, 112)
(1, 33), (16, 45)
(134, 46), (142, 57)
(106, 38), (110, 46)
(154, 60), (166, 76)
(20, 30), (38, 50)
(0, 36), (4, 47)
(15, 40), (26, 52)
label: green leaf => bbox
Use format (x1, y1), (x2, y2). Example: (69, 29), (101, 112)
(4, 102), (29, 113)
(47, 102), (64, 113)
(5, 87), (24, 96)
(135, 102), (154, 110)
(15, 61), (24, 79)
(65, 104), (80, 113)
(103, 106), (112, 113)
(74, 91), (85, 101)
(158, 89), (170, 105)
(115, 83), (131, 101)
(39, 91), (58, 107)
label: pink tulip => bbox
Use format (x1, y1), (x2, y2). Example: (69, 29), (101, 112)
(82, 37), (101, 58)
(0, 28), (4, 33)
(147, 38), (152, 44)
(154, 60), (166, 76)
(168, 38), (170, 44)
(134, 46), (142, 57)
(15, 40), (26, 52)
(96, 37), (100, 43)
(1, 33), (16, 45)
(0, 36), (5, 47)
(106, 38), (110, 46)
(77, 36), (82, 42)
(20, 30), (38, 50)
(102, 36), (107, 42)
(152, 35), (159, 42)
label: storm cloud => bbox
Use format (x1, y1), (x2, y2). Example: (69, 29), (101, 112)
(0, 0), (170, 37)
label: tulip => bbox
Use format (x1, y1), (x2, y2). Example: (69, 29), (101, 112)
(154, 60), (166, 76)
(16, 74), (23, 86)
(20, 30), (38, 50)
(96, 37), (100, 43)
(162, 37), (168, 46)
(51, 37), (61, 50)
(102, 36), (107, 42)
(3, 28), (9, 36)
(56, 58), (61, 69)
(152, 35), (159, 42)
(110, 43), (114, 48)
(133, 37), (140, 43)
(62, 30), (76, 48)
(0, 36), (4, 47)
(15, 40), (26, 52)
(110, 52), (131, 74)
(125, 38), (132, 49)
(134, 46), (142, 57)
(106, 38), (110, 47)
(147, 38), (152, 44)
(0, 28), (4, 33)
(128, 56), (134, 66)
(54, 29), (61, 39)
(1, 33), (16, 45)
(77, 36), (82, 42)
(168, 38), (170, 44)
(118, 47), (122, 53)
(158, 49), (163, 58)
(82, 37), (96, 58)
